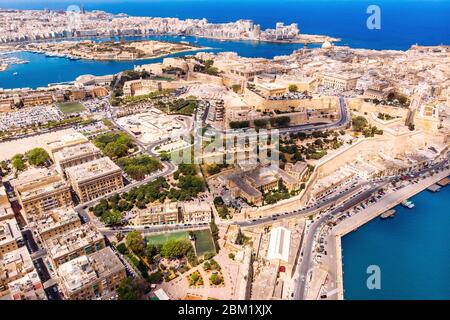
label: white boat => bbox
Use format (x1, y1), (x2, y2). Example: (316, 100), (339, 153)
(13, 72), (18, 76)
(401, 199), (415, 209)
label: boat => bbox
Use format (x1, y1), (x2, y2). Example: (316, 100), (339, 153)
(13, 72), (18, 76)
(401, 199), (415, 209)
(380, 209), (396, 219)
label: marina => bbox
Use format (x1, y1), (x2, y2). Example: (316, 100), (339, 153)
(342, 174), (450, 299)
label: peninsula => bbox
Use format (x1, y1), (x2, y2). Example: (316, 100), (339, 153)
(19, 40), (208, 61)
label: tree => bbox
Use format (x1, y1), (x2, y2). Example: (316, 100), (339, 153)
(253, 119), (268, 129)
(209, 273), (222, 285)
(352, 116), (368, 132)
(288, 84), (298, 92)
(232, 84), (241, 93)
(117, 278), (146, 300)
(11, 154), (26, 171)
(117, 155), (162, 181)
(146, 243), (160, 263)
(160, 151), (171, 161)
(26, 148), (50, 167)
(116, 243), (128, 255)
(100, 209), (123, 226)
(160, 239), (192, 259)
(126, 231), (145, 255)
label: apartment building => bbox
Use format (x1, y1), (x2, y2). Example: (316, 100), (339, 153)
(21, 94), (54, 108)
(31, 207), (82, 242)
(0, 247), (34, 297)
(57, 247), (126, 300)
(44, 223), (105, 267)
(52, 142), (102, 175)
(66, 157), (124, 203)
(0, 98), (14, 112)
(0, 219), (23, 256)
(5, 270), (47, 300)
(11, 168), (72, 220)
(134, 202), (180, 226)
(46, 131), (89, 155)
(180, 201), (212, 225)
(322, 73), (360, 91)
(0, 187), (14, 222)
(0, 206), (14, 222)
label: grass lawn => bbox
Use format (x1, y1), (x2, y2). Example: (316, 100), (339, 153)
(146, 231), (189, 245)
(193, 229), (216, 257)
(58, 102), (86, 114)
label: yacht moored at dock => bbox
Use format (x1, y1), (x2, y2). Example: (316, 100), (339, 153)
(380, 209), (396, 219)
(401, 199), (415, 209)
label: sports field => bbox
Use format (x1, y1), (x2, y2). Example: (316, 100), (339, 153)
(145, 229), (216, 257)
(146, 231), (189, 245)
(193, 229), (216, 256)
(57, 102), (86, 114)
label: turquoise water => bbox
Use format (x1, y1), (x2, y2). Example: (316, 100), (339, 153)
(342, 184), (450, 300)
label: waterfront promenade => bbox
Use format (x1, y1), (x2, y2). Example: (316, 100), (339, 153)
(331, 168), (450, 300)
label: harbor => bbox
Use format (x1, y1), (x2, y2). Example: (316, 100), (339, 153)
(332, 168), (450, 300)
(0, 53), (29, 72)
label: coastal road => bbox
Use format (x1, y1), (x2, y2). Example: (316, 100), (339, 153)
(235, 180), (373, 229)
(292, 181), (388, 300)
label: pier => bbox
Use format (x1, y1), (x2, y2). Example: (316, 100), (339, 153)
(427, 184), (441, 193)
(437, 177), (450, 187)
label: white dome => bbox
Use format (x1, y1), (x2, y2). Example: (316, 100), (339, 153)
(322, 41), (333, 49)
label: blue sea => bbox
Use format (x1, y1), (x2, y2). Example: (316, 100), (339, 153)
(342, 184), (450, 300)
(0, 0), (449, 89)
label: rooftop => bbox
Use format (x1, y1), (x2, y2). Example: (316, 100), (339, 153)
(58, 247), (124, 294)
(0, 247), (34, 284)
(267, 226), (291, 262)
(181, 200), (212, 214)
(11, 168), (69, 199)
(46, 132), (88, 153)
(31, 207), (80, 236)
(0, 218), (22, 247)
(44, 223), (104, 260)
(7, 270), (46, 300)
(53, 142), (101, 163)
(65, 157), (122, 183)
